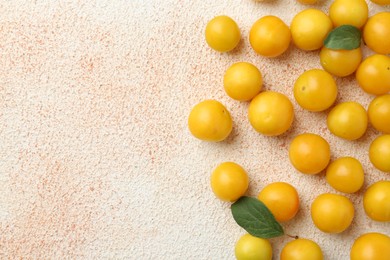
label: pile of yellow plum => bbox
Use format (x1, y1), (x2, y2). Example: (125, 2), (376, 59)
(188, 0), (390, 259)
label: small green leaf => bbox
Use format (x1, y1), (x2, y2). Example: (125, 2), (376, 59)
(231, 196), (284, 239)
(324, 25), (362, 50)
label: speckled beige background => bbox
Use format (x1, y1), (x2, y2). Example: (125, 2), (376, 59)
(0, 0), (389, 259)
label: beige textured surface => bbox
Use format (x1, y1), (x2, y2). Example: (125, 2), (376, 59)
(0, 0), (389, 259)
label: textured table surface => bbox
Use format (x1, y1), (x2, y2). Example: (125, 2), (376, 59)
(0, 0), (389, 259)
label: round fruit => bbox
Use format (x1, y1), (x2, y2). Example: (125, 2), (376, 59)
(370, 0), (390, 4)
(329, 0), (368, 28)
(327, 102), (368, 140)
(290, 9), (333, 51)
(205, 15), (240, 52)
(350, 233), (390, 260)
(356, 54), (390, 95)
(235, 234), (272, 260)
(363, 12), (390, 54)
(326, 157), (364, 193)
(249, 15), (291, 57)
(248, 91), (294, 136)
(363, 181), (390, 221)
(369, 135), (390, 172)
(289, 133), (331, 174)
(294, 69), (338, 111)
(257, 182), (300, 222)
(320, 47), (362, 77)
(210, 162), (249, 202)
(188, 100), (232, 142)
(223, 62), (263, 101)
(368, 94), (390, 134)
(280, 238), (323, 260)
(311, 193), (354, 233)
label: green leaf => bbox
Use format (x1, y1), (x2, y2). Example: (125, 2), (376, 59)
(231, 196), (284, 239)
(324, 25), (362, 50)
